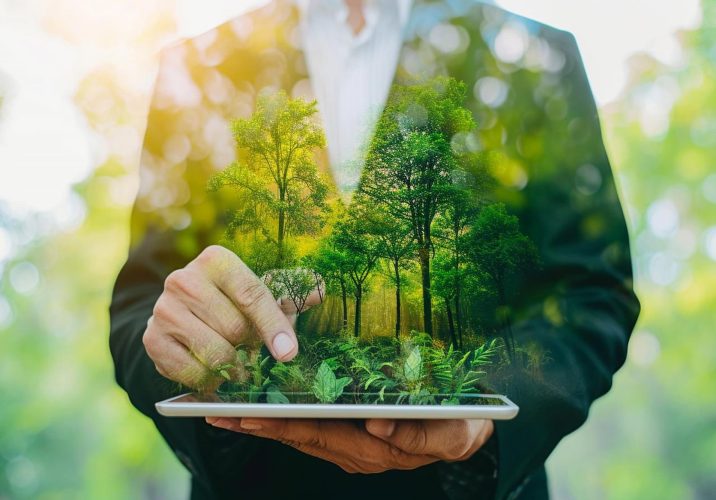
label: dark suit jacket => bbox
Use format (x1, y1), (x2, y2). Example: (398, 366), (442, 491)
(109, 1), (640, 498)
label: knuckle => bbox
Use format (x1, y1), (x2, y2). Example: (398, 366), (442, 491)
(198, 245), (229, 265)
(446, 440), (473, 461)
(235, 280), (269, 311)
(164, 269), (196, 298)
(163, 269), (184, 290)
(201, 343), (236, 370)
(226, 314), (248, 344)
(151, 298), (175, 324)
(142, 328), (161, 358)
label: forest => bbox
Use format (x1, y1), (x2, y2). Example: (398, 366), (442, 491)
(209, 76), (538, 356)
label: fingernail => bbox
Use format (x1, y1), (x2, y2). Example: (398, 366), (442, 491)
(272, 332), (296, 359)
(240, 419), (263, 430)
(368, 420), (395, 438)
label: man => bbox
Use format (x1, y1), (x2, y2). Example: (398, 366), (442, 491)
(109, 0), (640, 498)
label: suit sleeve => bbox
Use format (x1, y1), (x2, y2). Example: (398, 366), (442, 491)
(108, 44), (262, 496)
(490, 32), (640, 499)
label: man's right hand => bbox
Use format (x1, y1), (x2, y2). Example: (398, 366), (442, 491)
(142, 245), (300, 390)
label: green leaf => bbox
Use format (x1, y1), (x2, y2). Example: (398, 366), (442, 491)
(313, 361), (338, 403)
(266, 386), (290, 404)
(364, 374), (382, 390)
(404, 347), (422, 383)
(335, 377), (352, 394)
(455, 351), (471, 370)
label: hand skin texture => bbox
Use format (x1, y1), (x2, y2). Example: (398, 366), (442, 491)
(142, 245), (322, 391)
(206, 417), (494, 474)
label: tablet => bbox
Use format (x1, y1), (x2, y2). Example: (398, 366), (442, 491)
(156, 392), (519, 420)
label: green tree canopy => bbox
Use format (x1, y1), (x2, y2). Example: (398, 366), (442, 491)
(209, 91), (329, 266)
(466, 203), (538, 356)
(358, 76), (478, 336)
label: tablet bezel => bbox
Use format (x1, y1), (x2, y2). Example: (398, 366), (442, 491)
(155, 393), (519, 420)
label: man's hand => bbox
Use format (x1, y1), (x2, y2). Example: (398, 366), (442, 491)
(205, 417), (494, 473)
(143, 245), (320, 390)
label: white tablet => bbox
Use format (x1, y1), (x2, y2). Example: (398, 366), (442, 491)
(156, 392), (519, 420)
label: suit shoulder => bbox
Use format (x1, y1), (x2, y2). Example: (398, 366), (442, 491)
(455, 1), (577, 51)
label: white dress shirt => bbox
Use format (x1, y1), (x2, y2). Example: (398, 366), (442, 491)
(296, 0), (413, 194)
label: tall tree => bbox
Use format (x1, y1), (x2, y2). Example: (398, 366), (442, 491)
(306, 241), (353, 331)
(359, 77), (477, 336)
(433, 174), (483, 348)
(209, 91), (329, 266)
(466, 203), (538, 359)
(332, 209), (381, 337)
(359, 199), (416, 339)
(431, 248), (460, 348)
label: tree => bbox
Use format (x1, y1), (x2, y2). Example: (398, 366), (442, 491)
(264, 268), (317, 320)
(209, 91), (329, 266)
(433, 172), (484, 348)
(358, 198), (416, 338)
(304, 245), (352, 330)
(331, 208), (382, 337)
(466, 203), (538, 358)
(431, 248), (460, 348)
(359, 76), (477, 336)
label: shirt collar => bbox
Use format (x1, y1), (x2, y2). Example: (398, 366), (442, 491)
(295, 0), (413, 43)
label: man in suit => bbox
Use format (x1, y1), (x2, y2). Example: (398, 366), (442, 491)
(109, 1), (640, 498)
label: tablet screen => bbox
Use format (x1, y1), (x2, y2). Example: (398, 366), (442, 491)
(168, 392), (510, 407)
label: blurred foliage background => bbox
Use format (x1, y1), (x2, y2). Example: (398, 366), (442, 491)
(1, 0), (714, 499)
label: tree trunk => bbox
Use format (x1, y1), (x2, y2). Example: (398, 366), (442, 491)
(353, 282), (362, 337)
(418, 246), (433, 336)
(340, 279), (348, 331)
(497, 281), (515, 362)
(455, 289), (463, 349)
(277, 189), (285, 265)
(393, 259), (401, 339)
(453, 221), (463, 348)
(445, 299), (458, 348)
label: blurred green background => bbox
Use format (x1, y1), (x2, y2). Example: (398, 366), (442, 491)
(1, 0), (714, 498)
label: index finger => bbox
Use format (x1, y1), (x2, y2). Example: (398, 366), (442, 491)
(199, 246), (298, 361)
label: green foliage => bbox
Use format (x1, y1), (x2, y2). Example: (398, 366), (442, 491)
(218, 334), (502, 405)
(467, 203), (539, 292)
(358, 77), (479, 336)
(312, 361), (353, 403)
(208, 91), (330, 266)
(263, 267), (317, 317)
(402, 346), (422, 384)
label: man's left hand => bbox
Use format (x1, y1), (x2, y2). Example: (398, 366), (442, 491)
(206, 417), (493, 473)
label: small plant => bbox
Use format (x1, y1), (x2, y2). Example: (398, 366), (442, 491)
(312, 361), (352, 403)
(215, 333), (504, 405)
